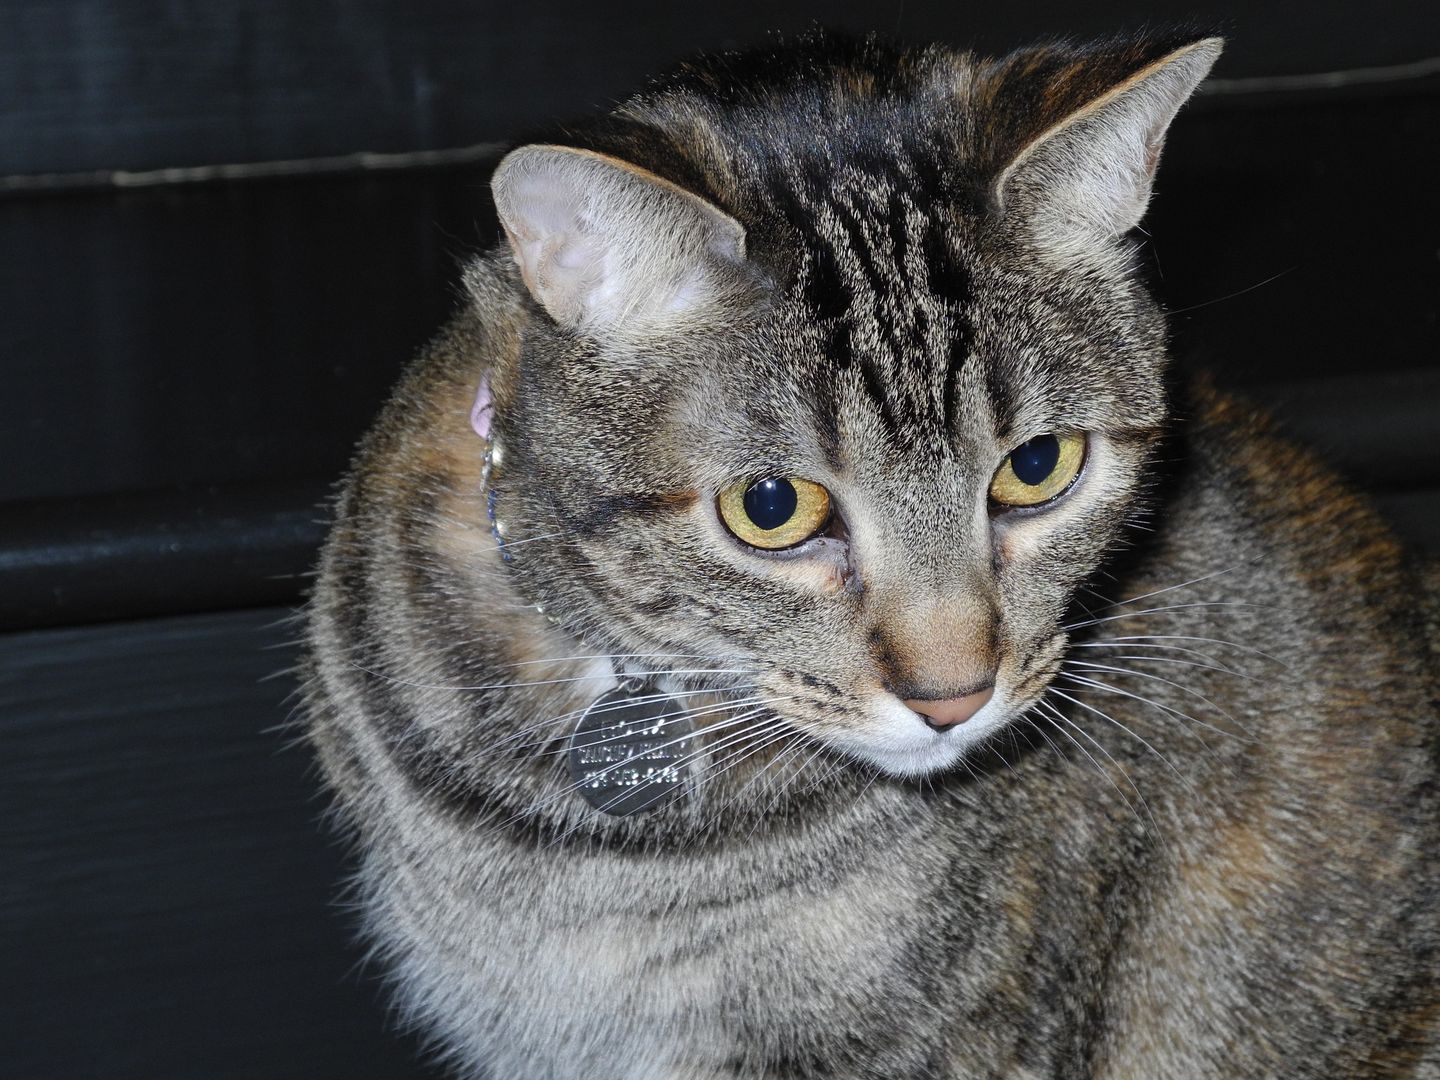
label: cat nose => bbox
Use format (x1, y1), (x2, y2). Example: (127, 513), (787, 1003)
(905, 686), (994, 730)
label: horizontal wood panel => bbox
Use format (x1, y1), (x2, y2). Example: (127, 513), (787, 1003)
(5, 0), (1437, 176)
(0, 607), (441, 1079)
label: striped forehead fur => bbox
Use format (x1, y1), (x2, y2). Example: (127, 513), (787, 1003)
(499, 30), (1190, 455)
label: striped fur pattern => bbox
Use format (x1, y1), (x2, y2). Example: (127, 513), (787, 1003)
(303, 31), (1439, 1078)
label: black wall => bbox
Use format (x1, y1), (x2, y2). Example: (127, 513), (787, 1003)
(6, 0), (1438, 175)
(3, 3), (1437, 1077)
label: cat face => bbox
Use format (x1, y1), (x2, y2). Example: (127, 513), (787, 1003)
(486, 35), (1218, 778)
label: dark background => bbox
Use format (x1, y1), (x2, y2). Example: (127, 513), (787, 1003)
(2, 2), (1436, 1077)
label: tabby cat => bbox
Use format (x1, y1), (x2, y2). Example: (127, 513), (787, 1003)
(302, 30), (1439, 1078)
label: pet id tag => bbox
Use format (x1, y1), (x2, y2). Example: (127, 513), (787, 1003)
(567, 682), (693, 816)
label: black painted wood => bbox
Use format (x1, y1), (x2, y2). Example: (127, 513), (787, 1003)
(1, 169), (486, 504)
(0, 481), (330, 631)
(5, 0), (1436, 177)
(0, 608), (442, 1080)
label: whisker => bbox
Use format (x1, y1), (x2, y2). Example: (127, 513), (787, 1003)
(560, 713), (797, 843)
(837, 752), (886, 827)
(529, 694), (774, 759)
(1036, 700), (1159, 839)
(1061, 661), (1250, 739)
(696, 721), (797, 797)
(1064, 601), (1256, 633)
(1071, 639), (1244, 672)
(735, 733), (809, 817)
(497, 530), (570, 549)
(789, 753), (850, 817)
(1059, 673), (1239, 751)
(685, 726), (804, 848)
(714, 723), (803, 796)
(1165, 267), (1294, 315)
(1085, 633), (1287, 667)
(349, 661), (752, 694)
(489, 650), (737, 672)
(499, 685), (763, 756)
(570, 710), (791, 828)
(1080, 561), (1256, 615)
(1059, 676), (1215, 754)
(751, 736), (834, 829)
(1047, 687), (1196, 795)
(779, 739), (834, 798)
(518, 699), (793, 825)
(1070, 653), (1253, 689)
(1023, 712), (1068, 765)
(659, 707), (794, 782)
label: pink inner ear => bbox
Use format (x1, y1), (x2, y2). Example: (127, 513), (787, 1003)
(470, 377), (493, 440)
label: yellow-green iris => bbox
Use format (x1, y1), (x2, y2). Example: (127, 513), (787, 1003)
(989, 433), (1086, 507)
(718, 477), (832, 549)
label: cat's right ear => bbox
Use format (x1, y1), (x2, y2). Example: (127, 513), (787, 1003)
(490, 145), (747, 335)
(992, 37), (1222, 259)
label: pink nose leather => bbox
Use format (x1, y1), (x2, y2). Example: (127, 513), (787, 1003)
(905, 687), (994, 728)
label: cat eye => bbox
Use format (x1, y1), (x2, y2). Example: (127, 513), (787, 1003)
(989, 433), (1087, 508)
(717, 477), (832, 550)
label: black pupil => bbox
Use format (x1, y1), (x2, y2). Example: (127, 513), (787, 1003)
(1011, 434), (1061, 486)
(744, 478), (798, 530)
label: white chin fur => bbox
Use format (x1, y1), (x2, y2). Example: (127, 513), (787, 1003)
(830, 694), (1013, 778)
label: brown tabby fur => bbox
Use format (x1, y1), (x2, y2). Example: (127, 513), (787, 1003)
(303, 30), (1438, 1079)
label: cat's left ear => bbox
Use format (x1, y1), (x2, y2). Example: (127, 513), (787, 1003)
(994, 37), (1222, 253)
(491, 144), (747, 335)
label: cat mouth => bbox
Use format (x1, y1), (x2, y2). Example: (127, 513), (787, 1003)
(821, 688), (1012, 777)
